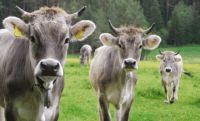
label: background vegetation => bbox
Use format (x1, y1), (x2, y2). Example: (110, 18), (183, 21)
(59, 46), (200, 121)
(0, 0), (200, 53)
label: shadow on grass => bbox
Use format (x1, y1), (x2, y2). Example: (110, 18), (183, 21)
(137, 88), (164, 99)
(191, 99), (200, 108)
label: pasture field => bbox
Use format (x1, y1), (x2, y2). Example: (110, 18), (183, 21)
(59, 45), (200, 121)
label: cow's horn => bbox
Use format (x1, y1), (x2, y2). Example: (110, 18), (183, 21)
(159, 50), (163, 55)
(16, 6), (31, 20)
(70, 6), (87, 19)
(108, 20), (120, 34)
(175, 50), (180, 55)
(144, 23), (155, 34)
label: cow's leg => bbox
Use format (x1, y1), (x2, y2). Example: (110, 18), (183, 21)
(116, 98), (133, 121)
(116, 77), (135, 121)
(0, 106), (5, 121)
(87, 56), (89, 64)
(5, 104), (16, 121)
(44, 98), (60, 121)
(162, 80), (169, 103)
(98, 93), (110, 121)
(170, 79), (179, 103)
(88, 54), (91, 64)
(52, 106), (59, 121)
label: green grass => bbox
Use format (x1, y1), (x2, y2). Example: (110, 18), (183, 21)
(59, 45), (200, 121)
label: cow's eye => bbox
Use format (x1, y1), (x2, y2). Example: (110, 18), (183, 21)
(139, 45), (143, 49)
(64, 38), (70, 44)
(30, 36), (35, 43)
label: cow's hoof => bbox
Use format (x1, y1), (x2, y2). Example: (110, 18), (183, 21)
(170, 100), (174, 104)
(164, 100), (169, 104)
(170, 97), (176, 104)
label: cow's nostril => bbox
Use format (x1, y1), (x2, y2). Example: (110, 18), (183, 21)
(124, 60), (129, 65)
(166, 68), (171, 72)
(124, 60), (136, 66)
(132, 61), (136, 65)
(54, 63), (59, 70)
(40, 62), (47, 70)
(40, 60), (60, 76)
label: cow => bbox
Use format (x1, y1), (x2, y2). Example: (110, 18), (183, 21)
(90, 20), (161, 121)
(80, 44), (92, 65)
(0, 6), (96, 121)
(156, 51), (183, 104)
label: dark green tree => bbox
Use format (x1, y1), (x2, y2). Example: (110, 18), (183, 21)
(141, 0), (164, 30)
(168, 1), (194, 46)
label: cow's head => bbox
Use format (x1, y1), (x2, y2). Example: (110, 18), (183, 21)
(3, 6), (96, 89)
(100, 20), (161, 71)
(156, 51), (182, 73)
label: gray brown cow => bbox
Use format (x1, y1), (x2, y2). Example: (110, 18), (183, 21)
(90, 21), (161, 121)
(0, 6), (96, 121)
(156, 51), (183, 104)
(80, 44), (92, 65)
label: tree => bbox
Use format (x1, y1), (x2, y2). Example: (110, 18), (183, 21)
(167, 1), (195, 46)
(141, 0), (164, 30)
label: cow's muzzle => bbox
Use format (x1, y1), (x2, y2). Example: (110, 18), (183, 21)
(165, 67), (172, 73)
(122, 58), (138, 71)
(34, 58), (63, 90)
(35, 58), (63, 77)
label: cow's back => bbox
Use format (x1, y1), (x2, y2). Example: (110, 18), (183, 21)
(0, 29), (15, 106)
(80, 45), (92, 56)
(0, 29), (14, 64)
(90, 46), (122, 89)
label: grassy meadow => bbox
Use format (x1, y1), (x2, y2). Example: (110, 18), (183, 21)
(59, 45), (200, 121)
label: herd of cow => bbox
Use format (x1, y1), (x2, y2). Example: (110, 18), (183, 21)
(0, 6), (185, 121)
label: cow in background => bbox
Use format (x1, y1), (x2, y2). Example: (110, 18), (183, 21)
(90, 21), (161, 121)
(156, 51), (183, 103)
(0, 6), (96, 121)
(80, 44), (92, 65)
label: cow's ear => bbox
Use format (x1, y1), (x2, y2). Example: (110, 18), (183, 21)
(99, 33), (118, 46)
(143, 35), (161, 50)
(156, 54), (164, 61)
(71, 20), (96, 41)
(3, 16), (29, 38)
(175, 55), (182, 62)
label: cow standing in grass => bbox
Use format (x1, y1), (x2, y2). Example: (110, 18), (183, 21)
(156, 51), (183, 104)
(90, 21), (161, 121)
(0, 6), (96, 121)
(80, 44), (92, 65)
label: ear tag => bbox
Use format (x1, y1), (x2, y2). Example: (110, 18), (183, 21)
(14, 25), (23, 37)
(75, 28), (84, 39)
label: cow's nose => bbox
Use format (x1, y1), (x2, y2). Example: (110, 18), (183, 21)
(40, 60), (60, 75)
(165, 68), (172, 72)
(124, 59), (136, 66)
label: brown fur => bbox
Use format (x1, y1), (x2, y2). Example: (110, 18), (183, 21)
(32, 6), (68, 15)
(119, 25), (144, 34)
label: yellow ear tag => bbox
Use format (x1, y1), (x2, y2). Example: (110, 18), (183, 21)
(75, 28), (84, 39)
(14, 25), (23, 37)
(149, 39), (156, 46)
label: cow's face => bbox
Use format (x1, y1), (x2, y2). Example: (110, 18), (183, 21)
(3, 6), (96, 89)
(100, 21), (161, 71)
(156, 51), (182, 73)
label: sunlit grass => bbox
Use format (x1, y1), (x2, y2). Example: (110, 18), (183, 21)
(59, 45), (200, 121)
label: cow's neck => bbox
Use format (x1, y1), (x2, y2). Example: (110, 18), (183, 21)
(32, 77), (56, 108)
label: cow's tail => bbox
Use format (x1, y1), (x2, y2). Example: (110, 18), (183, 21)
(183, 71), (192, 77)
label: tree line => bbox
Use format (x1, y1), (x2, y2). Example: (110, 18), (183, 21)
(0, 0), (199, 53)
